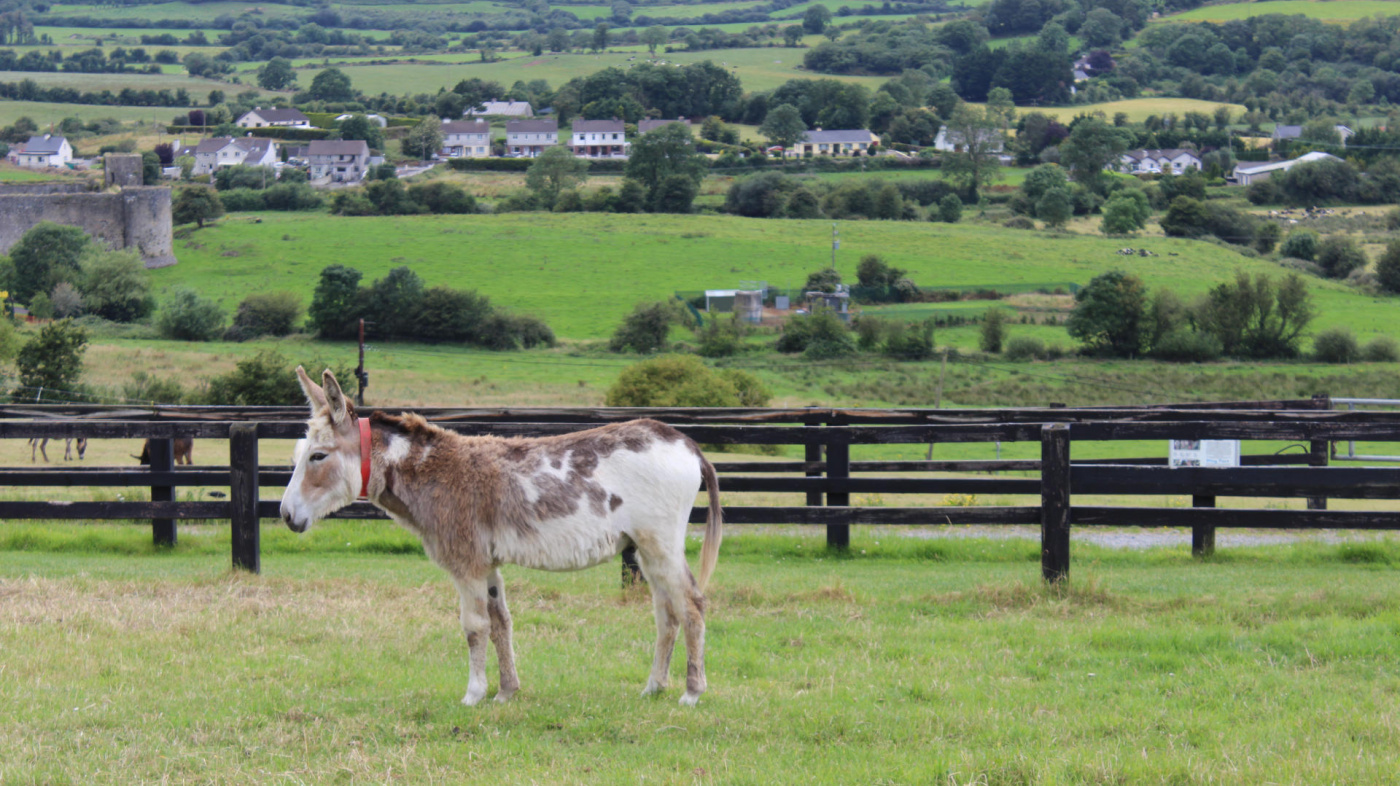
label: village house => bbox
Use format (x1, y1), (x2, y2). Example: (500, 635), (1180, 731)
(189, 136), (279, 175)
(1116, 148), (1203, 175)
(505, 119), (558, 157)
(307, 139), (370, 182)
(235, 108), (312, 129)
(790, 129), (879, 157)
(638, 118), (691, 134)
(466, 101), (534, 118)
(440, 119), (492, 158)
(17, 134), (73, 168)
(933, 126), (1004, 154)
(1231, 151), (1342, 186)
(569, 119), (628, 158)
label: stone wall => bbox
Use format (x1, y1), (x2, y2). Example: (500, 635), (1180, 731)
(0, 184), (177, 268)
(104, 154), (144, 188)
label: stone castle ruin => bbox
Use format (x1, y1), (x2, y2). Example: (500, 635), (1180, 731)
(0, 154), (177, 268)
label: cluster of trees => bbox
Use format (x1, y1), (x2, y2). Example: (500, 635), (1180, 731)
(1065, 269), (1316, 361)
(329, 178), (479, 217)
(308, 265), (554, 350)
(0, 77), (192, 108)
(725, 171), (966, 222)
(0, 46), (162, 73)
(0, 223), (155, 323)
(1246, 157), (1400, 208)
(553, 62), (743, 124)
(212, 166), (326, 213)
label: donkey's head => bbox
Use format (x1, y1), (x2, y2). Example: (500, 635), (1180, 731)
(280, 366), (360, 533)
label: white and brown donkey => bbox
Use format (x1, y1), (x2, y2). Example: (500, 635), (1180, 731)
(280, 368), (723, 706)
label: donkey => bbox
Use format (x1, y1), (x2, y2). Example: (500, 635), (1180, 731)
(135, 438), (194, 466)
(28, 438), (87, 462)
(280, 368), (724, 707)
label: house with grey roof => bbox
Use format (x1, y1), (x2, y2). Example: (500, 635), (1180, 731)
(791, 129), (879, 157)
(569, 119), (628, 158)
(308, 139), (370, 182)
(1273, 124), (1353, 147)
(1231, 151), (1342, 186)
(506, 119), (558, 157)
(236, 107), (312, 129)
(1116, 148), (1202, 175)
(466, 101), (534, 118)
(441, 119), (492, 158)
(191, 136), (279, 175)
(18, 134), (73, 168)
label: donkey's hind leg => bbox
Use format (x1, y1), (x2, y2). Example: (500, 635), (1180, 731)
(452, 573), (492, 706)
(634, 539), (705, 703)
(486, 567), (520, 702)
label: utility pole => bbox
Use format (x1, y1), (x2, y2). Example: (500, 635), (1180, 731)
(830, 223), (838, 269)
(355, 318), (369, 407)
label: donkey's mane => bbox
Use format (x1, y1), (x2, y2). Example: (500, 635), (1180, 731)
(370, 410), (445, 440)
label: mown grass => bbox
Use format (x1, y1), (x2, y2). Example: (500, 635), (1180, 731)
(3, 529), (1399, 784)
(1162, 0), (1400, 23)
(0, 100), (184, 127)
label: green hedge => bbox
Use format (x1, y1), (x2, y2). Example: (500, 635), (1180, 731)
(165, 126), (332, 140)
(446, 157), (630, 173)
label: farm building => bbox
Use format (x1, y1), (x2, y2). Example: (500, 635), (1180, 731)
(236, 108), (311, 129)
(467, 101), (534, 118)
(1231, 151), (1342, 186)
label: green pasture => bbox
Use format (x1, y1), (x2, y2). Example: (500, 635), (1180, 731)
(0, 99), (188, 127)
(4, 532), (1400, 783)
(1024, 97), (1248, 124)
(294, 47), (888, 95)
(42, 1), (304, 21)
(1162, 0), (1400, 23)
(0, 69), (251, 96)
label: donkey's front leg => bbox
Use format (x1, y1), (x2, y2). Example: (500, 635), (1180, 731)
(453, 574), (492, 706)
(486, 568), (520, 702)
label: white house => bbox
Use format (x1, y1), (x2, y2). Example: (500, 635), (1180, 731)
(440, 119), (492, 158)
(190, 136), (279, 175)
(1116, 148), (1202, 175)
(335, 113), (388, 128)
(18, 134), (73, 168)
(569, 119), (627, 158)
(933, 126), (1004, 154)
(307, 139), (370, 182)
(236, 107), (312, 129)
(790, 129), (879, 157)
(1231, 151), (1343, 186)
(466, 101), (534, 118)
(505, 119), (558, 157)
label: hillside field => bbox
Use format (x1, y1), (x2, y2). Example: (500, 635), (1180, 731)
(0, 100), (190, 127)
(150, 211), (1396, 342)
(1162, 0), (1400, 23)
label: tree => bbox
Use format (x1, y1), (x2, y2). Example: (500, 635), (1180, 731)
(1066, 270), (1149, 357)
(229, 291), (303, 339)
(653, 174), (699, 214)
(1101, 189), (1151, 235)
(403, 119), (444, 160)
(8, 222), (90, 304)
(1058, 118), (1128, 194)
(309, 68), (354, 102)
(1378, 241), (1400, 294)
(985, 87), (1015, 134)
(1254, 222), (1281, 254)
(79, 247), (154, 322)
(783, 25), (804, 47)
(257, 57), (297, 91)
(1159, 196), (1211, 238)
(1195, 271), (1313, 359)
(759, 103), (806, 153)
(980, 307), (1007, 353)
(1036, 188), (1072, 228)
(172, 186), (224, 229)
(1078, 8), (1122, 47)
(1022, 163), (1069, 203)
(941, 104), (1002, 199)
(802, 5), (831, 35)
(308, 264), (363, 339)
(592, 23), (609, 52)
(157, 287), (225, 341)
(625, 122), (706, 211)
(1316, 235), (1367, 279)
(525, 146), (589, 209)
(15, 319), (86, 398)
(1213, 106), (1232, 131)
(610, 300), (685, 353)
(337, 114), (384, 150)
(641, 25), (668, 55)
(1281, 229), (1320, 261)
(937, 193), (963, 223)
(141, 151), (161, 185)
(856, 255), (906, 289)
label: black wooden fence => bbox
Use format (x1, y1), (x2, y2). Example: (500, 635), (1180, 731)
(1, 397), (1396, 581)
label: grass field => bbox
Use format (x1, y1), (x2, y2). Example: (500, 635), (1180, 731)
(1162, 0), (1400, 23)
(4, 531), (1400, 783)
(1026, 97), (1247, 124)
(0, 69), (254, 96)
(42, 1), (304, 21)
(149, 210), (1390, 342)
(0, 99), (189, 127)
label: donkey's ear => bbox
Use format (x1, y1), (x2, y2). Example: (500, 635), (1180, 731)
(296, 366), (328, 412)
(322, 369), (355, 426)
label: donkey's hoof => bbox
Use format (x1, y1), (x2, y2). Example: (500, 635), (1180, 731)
(493, 688), (517, 703)
(461, 689), (487, 707)
(679, 692), (702, 707)
(641, 680), (666, 697)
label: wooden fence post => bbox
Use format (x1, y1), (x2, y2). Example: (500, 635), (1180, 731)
(826, 413), (850, 550)
(1191, 494), (1215, 557)
(1040, 423), (1071, 583)
(805, 414), (824, 509)
(1306, 439), (1329, 511)
(229, 423), (260, 574)
(149, 438), (176, 547)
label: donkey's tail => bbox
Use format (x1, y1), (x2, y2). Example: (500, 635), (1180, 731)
(696, 455), (723, 593)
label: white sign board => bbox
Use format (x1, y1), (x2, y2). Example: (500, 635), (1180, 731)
(1169, 439), (1240, 468)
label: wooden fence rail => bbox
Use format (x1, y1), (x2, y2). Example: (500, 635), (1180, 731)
(0, 399), (1393, 580)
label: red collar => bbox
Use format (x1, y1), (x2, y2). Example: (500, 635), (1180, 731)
(358, 417), (371, 499)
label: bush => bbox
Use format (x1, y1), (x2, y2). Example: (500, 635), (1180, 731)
(79, 247), (154, 323)
(1149, 329), (1223, 362)
(1004, 335), (1046, 361)
(937, 193), (962, 223)
(1313, 327), (1360, 363)
(219, 188), (265, 212)
(883, 319), (935, 360)
(1362, 336), (1400, 362)
(1003, 216), (1036, 229)
(1280, 229), (1319, 262)
(226, 291), (302, 341)
(417, 286), (492, 344)
(604, 354), (770, 409)
(406, 181), (476, 214)
(16, 319), (86, 396)
(121, 371), (185, 405)
(553, 189), (584, 213)
(203, 350), (350, 406)
(776, 308), (852, 356)
(1377, 240), (1400, 294)
(979, 307), (1007, 353)
(261, 182), (323, 211)
(1316, 235), (1367, 279)
(696, 314), (748, 358)
(157, 286), (225, 341)
(610, 300), (686, 354)
(28, 292), (54, 320)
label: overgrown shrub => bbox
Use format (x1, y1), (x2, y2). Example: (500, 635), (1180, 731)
(1316, 235), (1367, 279)
(79, 247), (154, 322)
(1280, 229), (1319, 261)
(1149, 329), (1223, 362)
(1313, 327), (1360, 363)
(937, 193), (962, 223)
(14, 319), (86, 399)
(225, 291), (302, 341)
(121, 371), (186, 404)
(1003, 216), (1036, 230)
(1004, 335), (1046, 361)
(776, 308), (852, 356)
(157, 287), (225, 341)
(696, 314), (749, 358)
(202, 350), (351, 405)
(1362, 336), (1400, 362)
(1377, 240), (1400, 294)
(605, 354), (770, 409)
(610, 300), (687, 354)
(979, 307), (1007, 353)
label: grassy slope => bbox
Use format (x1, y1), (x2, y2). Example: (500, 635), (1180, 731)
(150, 211), (1388, 341)
(0, 100), (189, 127)
(1163, 0), (1399, 23)
(3, 540), (1400, 783)
(1024, 97), (1248, 124)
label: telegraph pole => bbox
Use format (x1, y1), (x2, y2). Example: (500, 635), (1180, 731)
(355, 318), (369, 407)
(831, 223), (838, 269)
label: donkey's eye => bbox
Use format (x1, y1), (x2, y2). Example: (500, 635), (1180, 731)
(310, 452), (328, 462)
